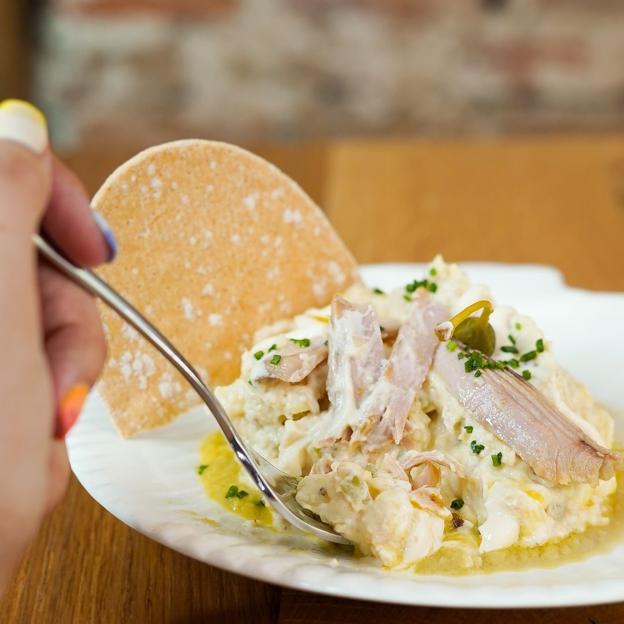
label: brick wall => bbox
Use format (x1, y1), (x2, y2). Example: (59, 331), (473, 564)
(35, 0), (624, 149)
(56, 0), (237, 16)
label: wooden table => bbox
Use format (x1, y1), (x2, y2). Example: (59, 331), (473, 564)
(2, 136), (624, 623)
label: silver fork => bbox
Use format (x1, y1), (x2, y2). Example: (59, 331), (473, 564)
(35, 234), (349, 545)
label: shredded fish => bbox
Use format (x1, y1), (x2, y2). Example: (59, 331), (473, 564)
(399, 449), (466, 478)
(254, 334), (328, 383)
(356, 291), (448, 447)
(378, 454), (410, 481)
(319, 297), (385, 442)
(409, 463), (441, 489)
(433, 346), (622, 485)
(315, 291), (447, 446)
(253, 316), (400, 384)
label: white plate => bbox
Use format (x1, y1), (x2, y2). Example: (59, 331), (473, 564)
(68, 263), (624, 609)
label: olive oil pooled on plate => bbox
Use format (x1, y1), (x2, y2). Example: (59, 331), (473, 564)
(198, 431), (272, 526)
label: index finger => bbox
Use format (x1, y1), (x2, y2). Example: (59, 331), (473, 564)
(42, 155), (117, 266)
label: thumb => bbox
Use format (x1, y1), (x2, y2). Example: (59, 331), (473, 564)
(0, 99), (51, 236)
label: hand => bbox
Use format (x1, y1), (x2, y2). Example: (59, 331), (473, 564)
(0, 100), (117, 592)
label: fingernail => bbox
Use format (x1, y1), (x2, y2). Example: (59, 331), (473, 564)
(55, 384), (89, 439)
(92, 210), (118, 262)
(0, 99), (48, 154)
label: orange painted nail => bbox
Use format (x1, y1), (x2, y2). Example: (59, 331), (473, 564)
(55, 384), (89, 439)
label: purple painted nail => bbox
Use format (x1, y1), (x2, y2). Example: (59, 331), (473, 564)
(92, 210), (118, 262)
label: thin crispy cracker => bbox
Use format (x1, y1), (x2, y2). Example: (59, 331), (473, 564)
(92, 140), (358, 436)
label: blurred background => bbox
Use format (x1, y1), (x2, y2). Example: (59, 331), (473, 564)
(2, 0), (624, 153)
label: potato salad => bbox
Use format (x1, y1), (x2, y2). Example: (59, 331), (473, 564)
(215, 257), (620, 569)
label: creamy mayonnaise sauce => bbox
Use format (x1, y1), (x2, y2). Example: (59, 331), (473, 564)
(205, 257), (622, 571)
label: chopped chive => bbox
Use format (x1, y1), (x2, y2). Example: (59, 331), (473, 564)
(429, 267), (438, 277)
(447, 340), (458, 352)
(520, 350), (537, 363)
(253, 350), (264, 360)
(474, 370), (482, 378)
(248, 379), (254, 386)
(236, 490), (249, 499)
(471, 440), (485, 455)
(457, 352), (465, 360)
(508, 334), (516, 345)
(373, 287), (385, 295)
(522, 369), (532, 380)
(405, 278), (437, 294)
(270, 354), (282, 365)
(290, 337), (311, 348)
(403, 293), (412, 302)
(491, 452), (503, 467)
(255, 499), (266, 508)
(450, 498), (464, 510)
(268, 343), (278, 352)
(225, 485), (239, 499)
(464, 425), (474, 433)
(464, 351), (487, 373)
(506, 358), (520, 368)
(501, 345), (519, 354)
(197, 464), (208, 475)
(536, 338), (545, 353)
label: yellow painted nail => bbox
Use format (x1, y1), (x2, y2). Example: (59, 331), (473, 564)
(0, 99), (48, 154)
(55, 383), (89, 439)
